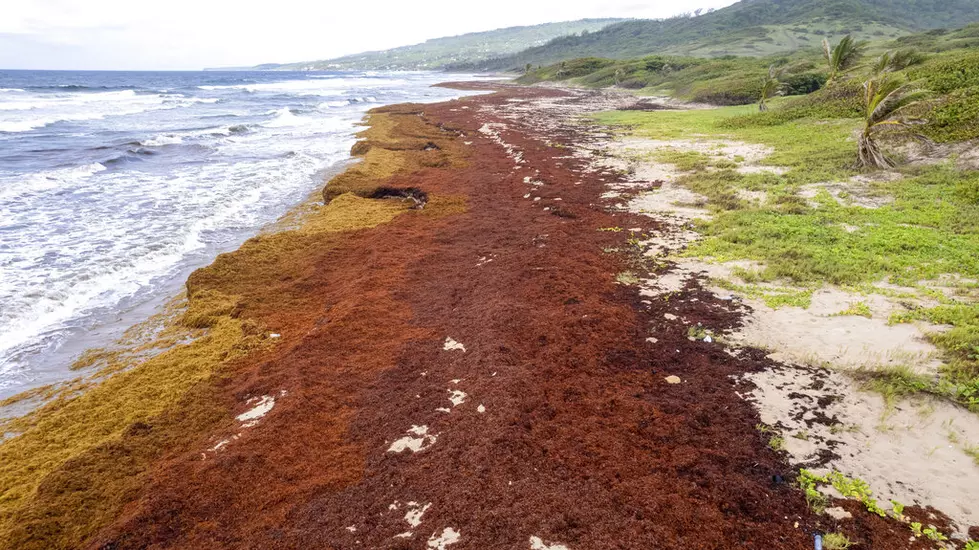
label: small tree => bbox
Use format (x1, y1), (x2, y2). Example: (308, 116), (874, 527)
(823, 35), (867, 85)
(525, 63), (532, 74)
(858, 74), (929, 169)
(759, 64), (783, 111)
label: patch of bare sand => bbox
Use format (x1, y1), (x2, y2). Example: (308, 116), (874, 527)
(799, 173), (899, 209)
(744, 364), (979, 534)
(731, 285), (943, 373)
(608, 137), (786, 177)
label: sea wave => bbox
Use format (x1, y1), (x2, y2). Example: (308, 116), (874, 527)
(263, 107), (308, 128)
(140, 134), (184, 147)
(0, 91), (201, 133)
(0, 163), (107, 201)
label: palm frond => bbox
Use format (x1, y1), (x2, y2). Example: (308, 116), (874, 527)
(825, 35), (868, 83)
(858, 73), (930, 169)
(868, 77), (928, 125)
(871, 53), (892, 76)
(889, 49), (926, 71)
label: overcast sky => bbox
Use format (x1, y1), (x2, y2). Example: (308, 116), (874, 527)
(1, 0), (740, 71)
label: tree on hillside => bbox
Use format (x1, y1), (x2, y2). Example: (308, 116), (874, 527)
(823, 35), (868, 84)
(759, 64), (784, 111)
(858, 74), (929, 169)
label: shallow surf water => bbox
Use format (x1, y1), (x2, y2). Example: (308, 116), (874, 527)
(0, 69), (486, 400)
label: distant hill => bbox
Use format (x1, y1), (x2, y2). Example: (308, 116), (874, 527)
(452, 0), (979, 71)
(226, 20), (625, 71)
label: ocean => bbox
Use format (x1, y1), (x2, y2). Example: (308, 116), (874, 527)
(0, 70), (485, 401)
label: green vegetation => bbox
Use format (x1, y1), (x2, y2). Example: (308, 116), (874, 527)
(965, 444), (979, 465)
(798, 469), (830, 513)
(823, 35), (868, 84)
(236, 19), (624, 71)
(834, 301), (873, 318)
(522, 23), (979, 143)
(857, 72), (930, 168)
(462, 0), (979, 71)
(759, 65), (783, 111)
(587, 29), (979, 410)
(822, 533), (853, 550)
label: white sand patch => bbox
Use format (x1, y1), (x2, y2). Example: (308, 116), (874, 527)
(530, 536), (570, 550)
(605, 137), (782, 178)
(638, 228), (701, 259)
(626, 181), (711, 223)
(448, 390), (467, 407)
(388, 425), (438, 453)
(744, 364), (979, 533)
(800, 180), (894, 209)
(346, 525), (357, 533)
(436, 407), (451, 413)
(395, 532), (414, 539)
(640, 271), (690, 297)
(237, 395), (275, 428)
(444, 337), (466, 352)
(730, 286), (942, 373)
(427, 527), (461, 549)
(405, 502), (431, 528)
(665, 376), (682, 385)
(477, 404), (486, 413)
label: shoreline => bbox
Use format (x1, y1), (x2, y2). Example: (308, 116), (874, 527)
(0, 82), (975, 549)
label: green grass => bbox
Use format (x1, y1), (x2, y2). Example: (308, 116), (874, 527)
(595, 101), (979, 410)
(834, 301), (873, 318)
(964, 444), (979, 465)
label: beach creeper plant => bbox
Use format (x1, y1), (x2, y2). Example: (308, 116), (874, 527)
(823, 35), (868, 85)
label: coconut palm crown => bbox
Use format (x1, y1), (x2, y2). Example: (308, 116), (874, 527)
(823, 35), (868, 85)
(759, 64), (784, 112)
(858, 74), (929, 169)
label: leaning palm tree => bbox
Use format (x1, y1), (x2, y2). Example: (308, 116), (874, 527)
(858, 74), (929, 169)
(823, 35), (868, 85)
(871, 48), (925, 76)
(759, 64), (783, 111)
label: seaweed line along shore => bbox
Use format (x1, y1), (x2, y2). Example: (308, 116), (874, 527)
(0, 81), (976, 550)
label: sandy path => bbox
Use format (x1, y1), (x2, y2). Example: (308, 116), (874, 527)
(69, 85), (951, 549)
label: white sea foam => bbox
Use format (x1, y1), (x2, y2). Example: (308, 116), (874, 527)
(0, 90), (199, 133)
(263, 107), (306, 127)
(0, 71), (489, 398)
(140, 134), (184, 146)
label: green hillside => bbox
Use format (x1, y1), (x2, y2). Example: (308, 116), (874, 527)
(260, 19), (625, 71)
(450, 0), (979, 71)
